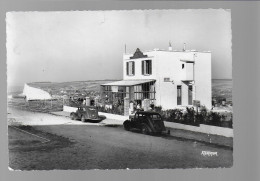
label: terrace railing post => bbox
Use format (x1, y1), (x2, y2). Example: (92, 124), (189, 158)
(124, 97), (129, 116)
(143, 99), (150, 111)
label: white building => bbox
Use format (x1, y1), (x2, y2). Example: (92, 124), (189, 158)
(101, 45), (212, 110)
(22, 83), (52, 101)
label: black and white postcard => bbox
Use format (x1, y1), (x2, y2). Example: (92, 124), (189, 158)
(7, 9), (233, 170)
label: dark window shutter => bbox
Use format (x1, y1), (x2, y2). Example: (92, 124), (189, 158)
(132, 62), (135, 75)
(149, 60), (152, 74)
(142, 61), (144, 75)
(126, 62), (129, 75)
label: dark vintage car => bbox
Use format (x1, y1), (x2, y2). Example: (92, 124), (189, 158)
(123, 111), (167, 135)
(70, 106), (103, 123)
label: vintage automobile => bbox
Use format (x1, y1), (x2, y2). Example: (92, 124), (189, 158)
(70, 105), (103, 123)
(123, 111), (167, 135)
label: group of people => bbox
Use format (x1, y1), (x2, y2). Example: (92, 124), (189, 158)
(131, 100), (155, 112)
(68, 97), (95, 106)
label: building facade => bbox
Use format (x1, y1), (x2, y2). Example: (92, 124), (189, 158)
(100, 46), (212, 110)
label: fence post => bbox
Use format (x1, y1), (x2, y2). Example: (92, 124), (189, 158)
(143, 99), (150, 111)
(129, 102), (134, 114)
(94, 97), (99, 106)
(85, 97), (90, 106)
(124, 97), (129, 116)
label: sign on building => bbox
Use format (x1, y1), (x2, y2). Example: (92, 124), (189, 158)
(193, 100), (200, 107)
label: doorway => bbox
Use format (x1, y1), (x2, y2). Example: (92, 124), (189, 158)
(177, 85), (182, 105)
(188, 85), (193, 105)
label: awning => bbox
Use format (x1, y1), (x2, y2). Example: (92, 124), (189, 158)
(180, 59), (194, 63)
(101, 79), (155, 86)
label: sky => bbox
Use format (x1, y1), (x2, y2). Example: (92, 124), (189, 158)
(6, 9), (232, 87)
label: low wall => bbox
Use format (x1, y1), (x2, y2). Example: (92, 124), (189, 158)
(63, 106), (77, 112)
(98, 112), (233, 137)
(164, 122), (233, 138)
(200, 124), (233, 137)
(63, 106), (233, 137)
(164, 122), (201, 132)
(98, 112), (129, 121)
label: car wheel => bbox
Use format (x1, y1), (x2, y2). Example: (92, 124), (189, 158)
(141, 124), (151, 135)
(70, 113), (75, 120)
(81, 116), (85, 122)
(123, 120), (131, 131)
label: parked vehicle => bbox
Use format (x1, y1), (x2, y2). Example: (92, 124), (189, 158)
(123, 111), (167, 135)
(70, 105), (102, 123)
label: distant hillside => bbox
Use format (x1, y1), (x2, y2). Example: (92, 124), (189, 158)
(27, 80), (119, 99)
(212, 79), (232, 103)
(9, 79), (232, 105)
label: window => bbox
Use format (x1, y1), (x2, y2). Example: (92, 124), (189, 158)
(105, 86), (111, 91)
(150, 114), (162, 120)
(134, 82), (156, 101)
(177, 85), (182, 105)
(164, 77), (170, 82)
(142, 60), (152, 75)
(126, 61), (135, 76)
(188, 85), (193, 105)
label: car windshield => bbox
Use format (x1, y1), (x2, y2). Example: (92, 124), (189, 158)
(149, 114), (161, 120)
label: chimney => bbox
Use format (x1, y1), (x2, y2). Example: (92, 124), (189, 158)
(168, 42), (172, 51)
(183, 43), (186, 51)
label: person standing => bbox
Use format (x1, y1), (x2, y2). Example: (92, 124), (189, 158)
(150, 101), (155, 111)
(137, 104), (141, 111)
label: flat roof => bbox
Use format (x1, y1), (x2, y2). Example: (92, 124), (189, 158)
(124, 50), (211, 55)
(180, 59), (195, 63)
(101, 79), (155, 86)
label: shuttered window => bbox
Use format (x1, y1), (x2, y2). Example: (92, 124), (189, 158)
(132, 61), (135, 75)
(126, 61), (135, 76)
(126, 62), (129, 75)
(142, 60), (152, 75)
(142, 61), (144, 75)
(148, 60), (152, 74)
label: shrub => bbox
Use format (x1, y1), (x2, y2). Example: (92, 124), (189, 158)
(154, 106), (162, 113)
(183, 107), (196, 124)
(154, 106), (232, 128)
(206, 112), (222, 126)
(154, 106), (184, 123)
